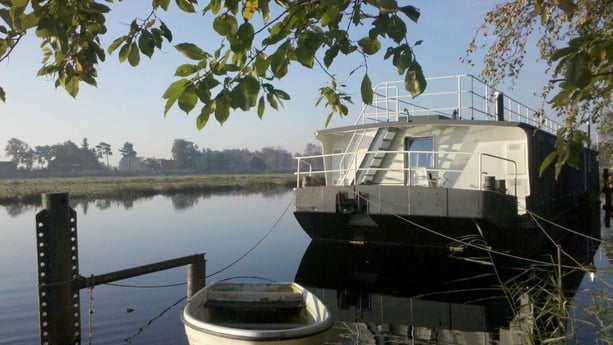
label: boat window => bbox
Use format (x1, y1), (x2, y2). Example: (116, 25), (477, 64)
(406, 137), (433, 168)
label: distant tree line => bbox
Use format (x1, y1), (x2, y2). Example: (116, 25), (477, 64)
(1, 137), (322, 176)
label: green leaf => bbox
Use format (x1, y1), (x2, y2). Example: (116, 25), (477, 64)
(321, 6), (341, 26)
(195, 80), (212, 102)
(361, 74), (373, 104)
(254, 52), (270, 77)
(377, 0), (398, 14)
(237, 22), (255, 49)
(215, 91), (230, 125)
(404, 62), (427, 97)
(539, 151), (558, 176)
(175, 43), (209, 60)
(398, 5), (420, 22)
(358, 37), (381, 55)
(233, 75), (260, 110)
(128, 42), (140, 66)
(259, 0), (271, 23)
(387, 15), (406, 43)
(118, 42), (130, 62)
(208, 0), (222, 14)
(565, 53), (591, 88)
(157, 0), (171, 11)
(551, 46), (576, 61)
(108, 36), (127, 55)
(269, 41), (290, 78)
(20, 12), (39, 30)
(0, 86), (5, 102)
(213, 14), (238, 37)
(162, 79), (191, 115)
(295, 31), (323, 68)
(65, 76), (80, 98)
(266, 92), (278, 110)
(175, 0), (196, 13)
(197, 102), (214, 129)
(178, 84), (198, 113)
(159, 21), (173, 42)
(272, 89), (290, 100)
(323, 45), (339, 68)
(0, 40), (7, 58)
(138, 30), (155, 58)
(257, 96), (265, 118)
(556, 0), (576, 14)
(175, 63), (199, 76)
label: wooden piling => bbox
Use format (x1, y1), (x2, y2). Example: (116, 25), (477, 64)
(187, 259), (206, 300)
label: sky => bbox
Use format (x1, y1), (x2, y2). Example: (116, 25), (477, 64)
(1, 1), (552, 166)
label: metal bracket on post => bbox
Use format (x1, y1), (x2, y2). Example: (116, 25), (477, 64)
(36, 193), (80, 345)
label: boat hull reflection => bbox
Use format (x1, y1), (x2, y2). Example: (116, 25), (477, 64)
(295, 240), (594, 344)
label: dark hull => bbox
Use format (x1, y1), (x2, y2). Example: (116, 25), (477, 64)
(293, 191), (600, 256)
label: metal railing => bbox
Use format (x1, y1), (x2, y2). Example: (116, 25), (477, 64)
(357, 74), (563, 135)
(295, 149), (519, 197)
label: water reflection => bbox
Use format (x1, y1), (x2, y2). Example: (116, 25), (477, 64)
(1, 189), (290, 217)
(296, 238), (598, 345)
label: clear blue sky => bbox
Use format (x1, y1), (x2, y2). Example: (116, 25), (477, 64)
(1, 1), (550, 166)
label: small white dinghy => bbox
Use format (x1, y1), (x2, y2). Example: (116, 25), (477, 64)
(181, 281), (334, 345)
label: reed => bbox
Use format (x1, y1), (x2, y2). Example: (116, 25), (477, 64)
(0, 174), (295, 205)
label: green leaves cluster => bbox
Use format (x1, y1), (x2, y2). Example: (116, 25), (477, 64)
(160, 0), (427, 129)
(469, 0), (613, 177)
(1, 0), (113, 97)
(1, 0), (428, 130)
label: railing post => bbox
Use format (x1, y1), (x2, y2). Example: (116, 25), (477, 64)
(187, 256), (206, 300)
(36, 192), (81, 345)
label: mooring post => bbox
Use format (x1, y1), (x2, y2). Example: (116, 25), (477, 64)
(36, 192), (81, 345)
(187, 257), (206, 300)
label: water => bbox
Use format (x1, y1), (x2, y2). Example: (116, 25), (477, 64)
(1, 191), (611, 344)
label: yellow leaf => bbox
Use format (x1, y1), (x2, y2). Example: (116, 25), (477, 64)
(242, 0), (257, 21)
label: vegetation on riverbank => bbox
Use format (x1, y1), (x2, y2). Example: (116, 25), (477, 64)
(0, 174), (296, 205)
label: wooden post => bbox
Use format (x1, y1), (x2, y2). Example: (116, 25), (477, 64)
(187, 258), (206, 300)
(36, 192), (81, 345)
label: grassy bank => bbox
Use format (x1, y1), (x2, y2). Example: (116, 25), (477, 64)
(0, 174), (296, 205)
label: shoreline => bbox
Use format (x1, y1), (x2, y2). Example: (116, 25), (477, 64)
(0, 174), (296, 205)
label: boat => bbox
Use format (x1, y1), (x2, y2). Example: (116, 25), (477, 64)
(294, 74), (600, 253)
(181, 280), (334, 345)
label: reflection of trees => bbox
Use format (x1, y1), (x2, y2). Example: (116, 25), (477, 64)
(95, 199), (111, 210)
(171, 194), (200, 211)
(3, 204), (35, 217)
(1, 189), (290, 216)
(121, 199), (134, 209)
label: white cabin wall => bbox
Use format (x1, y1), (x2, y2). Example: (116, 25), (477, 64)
(385, 124), (530, 209)
(318, 128), (379, 185)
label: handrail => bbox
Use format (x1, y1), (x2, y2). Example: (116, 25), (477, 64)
(479, 153), (518, 196)
(295, 149), (521, 197)
(358, 74), (566, 136)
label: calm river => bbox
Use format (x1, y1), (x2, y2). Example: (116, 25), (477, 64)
(1, 190), (611, 344)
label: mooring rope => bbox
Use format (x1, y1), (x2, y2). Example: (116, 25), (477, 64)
(205, 194), (293, 279)
(103, 281), (186, 288)
(87, 277), (94, 345)
(123, 295), (187, 344)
